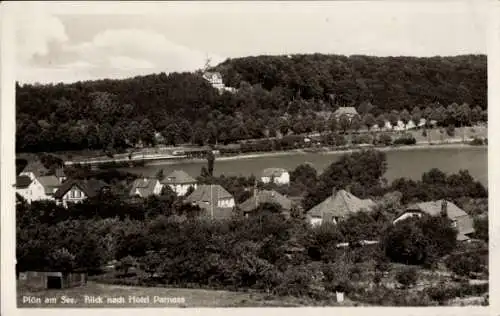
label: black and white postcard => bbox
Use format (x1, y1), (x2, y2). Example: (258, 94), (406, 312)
(1, 1), (497, 315)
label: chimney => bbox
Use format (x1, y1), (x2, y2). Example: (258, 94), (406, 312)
(332, 187), (337, 197)
(441, 200), (448, 217)
(345, 185), (351, 193)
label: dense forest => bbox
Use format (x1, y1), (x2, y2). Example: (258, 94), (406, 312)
(16, 54), (486, 153)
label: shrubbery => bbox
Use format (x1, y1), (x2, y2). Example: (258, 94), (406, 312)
(393, 134), (417, 145)
(383, 215), (457, 265)
(395, 267), (418, 288)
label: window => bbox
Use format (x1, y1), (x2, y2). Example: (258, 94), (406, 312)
(75, 190), (81, 198)
(451, 221), (457, 228)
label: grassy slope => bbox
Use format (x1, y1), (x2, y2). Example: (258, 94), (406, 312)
(17, 281), (361, 308)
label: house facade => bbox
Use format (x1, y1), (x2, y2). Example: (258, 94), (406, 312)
(307, 189), (376, 226)
(161, 170), (198, 196)
(16, 176), (47, 204)
(54, 179), (108, 208)
(261, 168), (290, 185)
(185, 184), (235, 219)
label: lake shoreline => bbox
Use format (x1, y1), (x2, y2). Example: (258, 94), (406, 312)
(144, 142), (487, 166)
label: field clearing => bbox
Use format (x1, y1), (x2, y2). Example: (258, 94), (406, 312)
(17, 281), (359, 308)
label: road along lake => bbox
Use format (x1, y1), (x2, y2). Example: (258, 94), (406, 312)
(122, 146), (487, 186)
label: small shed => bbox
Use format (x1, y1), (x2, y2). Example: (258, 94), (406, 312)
(18, 271), (87, 290)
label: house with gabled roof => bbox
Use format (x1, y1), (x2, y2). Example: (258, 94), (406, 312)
(19, 160), (49, 180)
(393, 200), (475, 241)
(239, 189), (294, 217)
(129, 178), (162, 198)
(185, 184), (235, 219)
(261, 168), (290, 185)
(16, 175), (46, 204)
(307, 189), (376, 226)
(161, 170), (198, 196)
(54, 179), (109, 208)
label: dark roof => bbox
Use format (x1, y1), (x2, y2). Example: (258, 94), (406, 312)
(129, 178), (159, 198)
(161, 170), (197, 185)
(406, 200), (468, 219)
(16, 176), (32, 189)
(239, 190), (293, 213)
(404, 199), (474, 239)
(186, 184), (233, 203)
(308, 190), (375, 219)
(21, 160), (48, 176)
(38, 175), (61, 195)
(54, 179), (108, 199)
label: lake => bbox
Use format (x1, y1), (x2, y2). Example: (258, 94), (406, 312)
(123, 146), (488, 186)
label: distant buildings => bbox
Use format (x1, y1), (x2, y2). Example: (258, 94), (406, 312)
(307, 189), (375, 226)
(185, 184), (235, 219)
(161, 170), (198, 196)
(393, 199), (475, 241)
(202, 71), (237, 94)
(261, 168), (290, 185)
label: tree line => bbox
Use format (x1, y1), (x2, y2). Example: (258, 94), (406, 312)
(16, 54), (486, 153)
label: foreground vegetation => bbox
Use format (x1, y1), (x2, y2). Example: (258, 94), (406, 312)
(17, 150), (488, 306)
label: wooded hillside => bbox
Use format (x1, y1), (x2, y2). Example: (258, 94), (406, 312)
(16, 54), (486, 153)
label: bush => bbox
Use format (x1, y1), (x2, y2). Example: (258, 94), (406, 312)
(376, 133), (392, 146)
(395, 267), (418, 288)
(393, 134), (416, 145)
(446, 125), (455, 137)
(422, 129), (427, 137)
(334, 134), (347, 146)
(445, 253), (486, 277)
(469, 137), (484, 146)
(383, 216), (457, 265)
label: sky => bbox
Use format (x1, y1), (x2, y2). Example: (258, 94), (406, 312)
(11, 1), (488, 84)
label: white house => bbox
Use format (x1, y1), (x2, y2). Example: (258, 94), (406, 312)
(161, 170), (198, 196)
(16, 176), (47, 204)
(261, 168), (290, 185)
(203, 72), (225, 90)
(202, 71), (237, 94)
